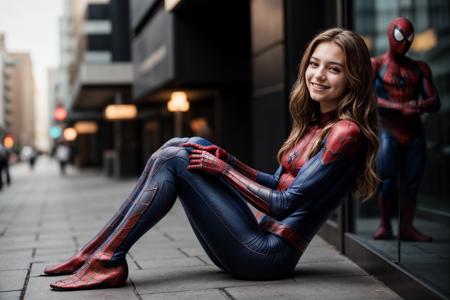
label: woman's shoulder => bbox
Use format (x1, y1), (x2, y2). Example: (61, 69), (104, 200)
(329, 119), (361, 139)
(321, 119), (362, 164)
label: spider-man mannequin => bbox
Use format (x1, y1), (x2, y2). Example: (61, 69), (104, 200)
(372, 17), (440, 241)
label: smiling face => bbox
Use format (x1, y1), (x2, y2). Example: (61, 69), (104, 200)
(305, 42), (348, 113)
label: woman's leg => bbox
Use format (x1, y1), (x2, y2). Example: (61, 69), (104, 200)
(44, 138), (186, 275)
(50, 144), (300, 290)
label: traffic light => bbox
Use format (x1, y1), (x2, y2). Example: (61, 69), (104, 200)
(3, 134), (14, 148)
(54, 106), (68, 121)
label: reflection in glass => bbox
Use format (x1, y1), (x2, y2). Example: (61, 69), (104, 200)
(352, 0), (450, 297)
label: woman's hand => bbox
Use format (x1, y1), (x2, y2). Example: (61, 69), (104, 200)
(183, 143), (229, 161)
(188, 150), (230, 174)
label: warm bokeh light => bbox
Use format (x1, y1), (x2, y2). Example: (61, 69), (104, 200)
(3, 135), (14, 148)
(54, 107), (68, 121)
(104, 104), (137, 120)
(167, 91), (189, 112)
(190, 117), (212, 138)
(411, 28), (437, 52)
(63, 127), (78, 141)
(74, 121), (98, 134)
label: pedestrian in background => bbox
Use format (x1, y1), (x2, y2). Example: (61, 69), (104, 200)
(0, 141), (11, 190)
(55, 141), (71, 175)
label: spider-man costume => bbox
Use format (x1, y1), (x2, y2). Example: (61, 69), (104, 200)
(45, 110), (362, 290)
(372, 17), (440, 241)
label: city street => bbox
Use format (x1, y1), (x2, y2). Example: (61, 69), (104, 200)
(0, 157), (402, 300)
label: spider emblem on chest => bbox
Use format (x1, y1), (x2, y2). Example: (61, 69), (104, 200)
(287, 150), (299, 164)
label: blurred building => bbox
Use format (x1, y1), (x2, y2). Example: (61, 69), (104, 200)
(8, 53), (36, 148)
(53, 0), (136, 177)
(0, 34), (35, 148)
(0, 33), (12, 137)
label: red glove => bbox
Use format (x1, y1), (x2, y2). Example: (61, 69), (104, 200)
(183, 143), (229, 161)
(188, 150), (230, 174)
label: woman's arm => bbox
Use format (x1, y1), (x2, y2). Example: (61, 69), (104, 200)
(188, 120), (361, 220)
(184, 142), (281, 188)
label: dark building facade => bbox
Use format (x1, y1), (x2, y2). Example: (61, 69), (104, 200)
(130, 0), (252, 165)
(69, 0), (140, 178)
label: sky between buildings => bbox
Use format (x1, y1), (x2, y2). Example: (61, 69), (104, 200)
(0, 0), (63, 150)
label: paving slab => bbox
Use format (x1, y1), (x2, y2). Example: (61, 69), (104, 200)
(300, 244), (347, 263)
(140, 288), (229, 300)
(130, 265), (294, 295)
(0, 269), (29, 292)
(294, 259), (368, 278)
(225, 276), (401, 300)
(0, 291), (22, 300)
(137, 256), (207, 269)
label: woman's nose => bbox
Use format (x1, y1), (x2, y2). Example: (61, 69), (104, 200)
(314, 68), (326, 80)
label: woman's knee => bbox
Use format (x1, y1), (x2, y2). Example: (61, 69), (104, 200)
(186, 136), (213, 146)
(160, 137), (190, 149)
(160, 137), (213, 151)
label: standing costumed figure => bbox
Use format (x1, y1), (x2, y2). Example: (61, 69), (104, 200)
(372, 17), (440, 241)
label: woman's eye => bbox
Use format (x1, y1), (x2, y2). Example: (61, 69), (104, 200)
(330, 67), (340, 73)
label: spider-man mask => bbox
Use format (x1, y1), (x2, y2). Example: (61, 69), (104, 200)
(387, 17), (414, 56)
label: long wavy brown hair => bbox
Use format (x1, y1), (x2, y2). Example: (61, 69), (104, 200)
(277, 28), (379, 199)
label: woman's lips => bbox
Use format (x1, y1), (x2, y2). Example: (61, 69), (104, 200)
(310, 82), (329, 90)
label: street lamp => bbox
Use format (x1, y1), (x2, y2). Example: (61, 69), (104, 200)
(167, 91), (189, 137)
(104, 104), (137, 120)
(74, 121), (98, 134)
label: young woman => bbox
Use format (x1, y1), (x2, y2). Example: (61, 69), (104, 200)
(45, 28), (379, 290)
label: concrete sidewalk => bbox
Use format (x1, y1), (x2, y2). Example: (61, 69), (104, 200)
(0, 156), (402, 300)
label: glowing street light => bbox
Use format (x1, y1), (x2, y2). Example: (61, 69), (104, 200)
(104, 104), (138, 120)
(74, 121), (98, 134)
(167, 91), (189, 112)
(167, 91), (189, 137)
(63, 127), (78, 141)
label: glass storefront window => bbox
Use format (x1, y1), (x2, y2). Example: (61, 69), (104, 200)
(352, 0), (450, 297)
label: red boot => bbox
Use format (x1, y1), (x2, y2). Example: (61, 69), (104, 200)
(399, 200), (432, 242)
(373, 197), (393, 240)
(50, 187), (157, 290)
(50, 257), (128, 290)
(44, 222), (117, 276)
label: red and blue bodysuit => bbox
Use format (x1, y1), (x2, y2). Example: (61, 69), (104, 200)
(371, 17), (440, 241)
(46, 110), (362, 290)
